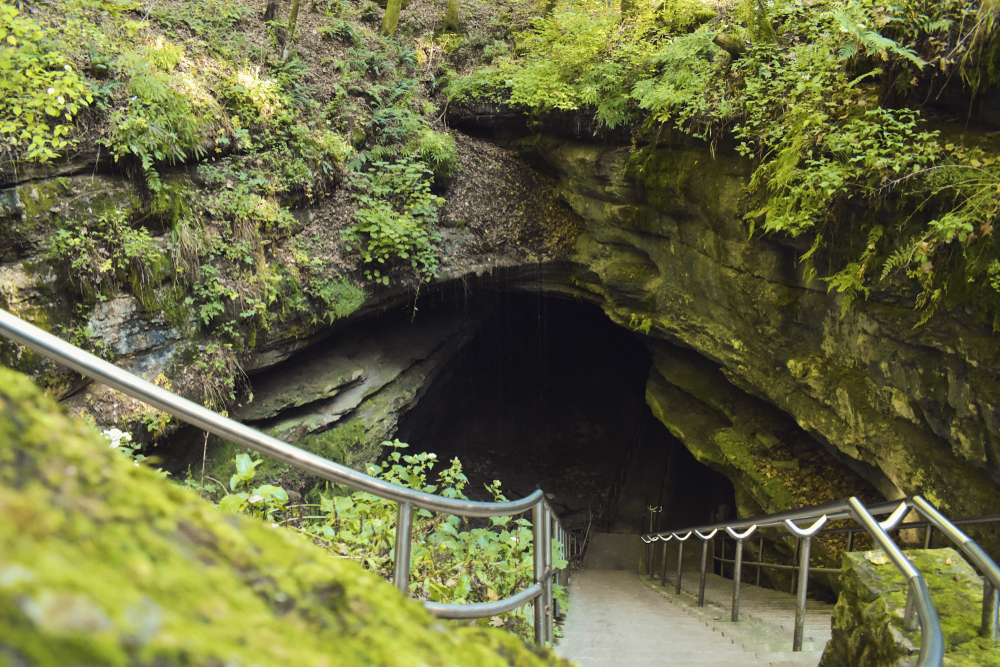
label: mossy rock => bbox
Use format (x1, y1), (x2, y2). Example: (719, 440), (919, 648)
(820, 548), (1000, 667)
(0, 366), (567, 667)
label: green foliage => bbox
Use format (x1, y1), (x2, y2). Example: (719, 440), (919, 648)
(218, 453), (290, 519)
(149, 0), (251, 55)
(319, 20), (363, 46)
(103, 427), (170, 477)
(43, 207), (167, 304)
(219, 441), (567, 636)
(313, 275), (368, 323)
(103, 42), (221, 192)
(343, 155), (444, 281)
(417, 128), (458, 185)
(628, 313), (652, 334)
(831, 2), (922, 66)
(0, 3), (94, 162)
(449, 0), (1000, 327)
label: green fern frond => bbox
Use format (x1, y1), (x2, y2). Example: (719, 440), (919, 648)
(880, 245), (914, 280)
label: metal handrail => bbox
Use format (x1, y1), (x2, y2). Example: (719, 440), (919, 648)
(640, 494), (1000, 666)
(0, 307), (567, 645)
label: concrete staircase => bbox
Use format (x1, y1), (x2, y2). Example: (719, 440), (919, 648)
(555, 534), (833, 667)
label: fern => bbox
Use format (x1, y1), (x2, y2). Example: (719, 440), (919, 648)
(832, 6), (924, 68)
(826, 262), (868, 316)
(880, 244), (913, 281)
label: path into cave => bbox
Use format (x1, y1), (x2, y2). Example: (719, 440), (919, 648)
(395, 290), (735, 535)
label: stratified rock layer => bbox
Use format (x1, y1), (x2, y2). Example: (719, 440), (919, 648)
(514, 133), (1000, 537)
(0, 366), (565, 667)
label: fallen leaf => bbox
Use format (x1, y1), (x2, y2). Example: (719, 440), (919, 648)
(945, 557), (954, 565)
(865, 550), (890, 565)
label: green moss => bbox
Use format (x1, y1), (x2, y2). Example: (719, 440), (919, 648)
(625, 146), (706, 214)
(822, 548), (1000, 667)
(297, 421), (366, 464)
(0, 366), (568, 667)
(712, 428), (796, 509)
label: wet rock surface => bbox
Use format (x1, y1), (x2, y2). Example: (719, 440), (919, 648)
(509, 132), (1000, 548)
(820, 548), (1000, 667)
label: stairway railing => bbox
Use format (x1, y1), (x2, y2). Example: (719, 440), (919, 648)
(642, 497), (1000, 667)
(0, 308), (567, 646)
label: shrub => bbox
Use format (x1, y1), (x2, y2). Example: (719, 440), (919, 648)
(417, 129), (458, 186)
(218, 442), (568, 636)
(0, 4), (93, 163)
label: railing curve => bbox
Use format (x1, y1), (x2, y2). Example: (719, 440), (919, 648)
(0, 308), (567, 645)
(642, 495), (1000, 667)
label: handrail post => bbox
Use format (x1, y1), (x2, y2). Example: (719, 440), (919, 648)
(756, 537), (763, 586)
(660, 537), (669, 586)
(782, 515), (826, 651)
(732, 538), (743, 621)
(552, 517), (561, 619)
(793, 535), (811, 651)
(699, 538), (709, 607)
(392, 501), (414, 593)
(646, 507), (655, 576)
(724, 526), (756, 622)
(543, 503), (553, 645)
(791, 538), (799, 594)
(983, 579), (999, 640)
(676, 539), (684, 594)
(533, 501), (545, 646)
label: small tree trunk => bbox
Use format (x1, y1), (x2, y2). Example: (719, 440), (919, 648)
(443, 0), (461, 33)
(381, 0), (403, 36)
(282, 0), (301, 61)
(713, 33), (746, 57)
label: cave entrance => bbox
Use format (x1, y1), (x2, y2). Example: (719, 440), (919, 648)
(395, 290), (735, 535)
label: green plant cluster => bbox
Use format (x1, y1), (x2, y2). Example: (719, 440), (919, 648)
(218, 441), (568, 637)
(0, 3), (95, 162)
(344, 155), (445, 282)
(21, 0), (491, 411)
(43, 207), (168, 305)
(320, 36), (459, 282)
(449, 0), (1000, 329)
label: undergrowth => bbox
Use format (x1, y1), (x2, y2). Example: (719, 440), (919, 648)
(16, 0), (476, 405)
(448, 0), (1000, 329)
(178, 440), (568, 639)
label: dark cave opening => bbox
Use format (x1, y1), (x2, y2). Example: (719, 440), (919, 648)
(395, 290), (736, 535)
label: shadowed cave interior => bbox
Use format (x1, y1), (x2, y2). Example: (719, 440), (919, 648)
(394, 290), (736, 535)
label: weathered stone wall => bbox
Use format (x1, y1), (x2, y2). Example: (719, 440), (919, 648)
(512, 132), (1000, 539)
(4, 125), (1000, 539)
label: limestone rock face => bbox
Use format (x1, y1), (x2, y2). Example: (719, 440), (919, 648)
(819, 548), (999, 667)
(513, 133), (1000, 535)
(0, 366), (566, 667)
(4, 123), (1000, 543)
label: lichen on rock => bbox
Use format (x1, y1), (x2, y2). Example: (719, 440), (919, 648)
(820, 548), (1000, 667)
(0, 366), (567, 667)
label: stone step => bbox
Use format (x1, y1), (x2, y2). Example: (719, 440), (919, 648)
(557, 569), (767, 667)
(635, 573), (833, 666)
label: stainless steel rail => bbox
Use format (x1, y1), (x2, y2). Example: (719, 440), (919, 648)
(0, 308), (568, 646)
(642, 494), (1000, 666)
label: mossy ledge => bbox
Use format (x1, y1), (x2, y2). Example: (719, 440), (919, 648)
(820, 548), (1000, 667)
(0, 366), (567, 667)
